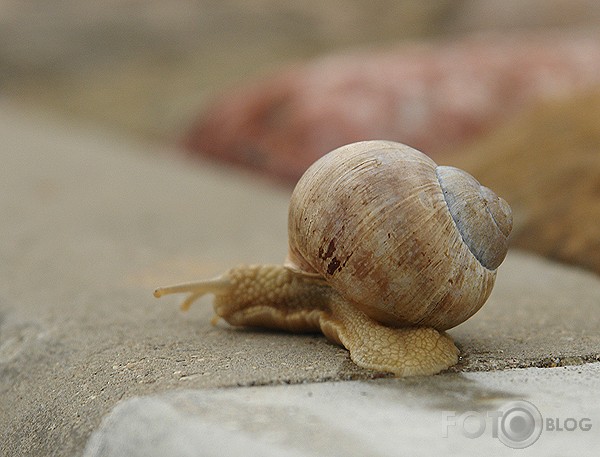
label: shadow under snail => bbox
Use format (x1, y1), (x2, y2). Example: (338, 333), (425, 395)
(154, 140), (512, 376)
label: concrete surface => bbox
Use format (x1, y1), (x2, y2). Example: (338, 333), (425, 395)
(83, 364), (600, 457)
(0, 105), (599, 456)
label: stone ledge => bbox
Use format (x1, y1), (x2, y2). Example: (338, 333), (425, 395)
(0, 106), (599, 456)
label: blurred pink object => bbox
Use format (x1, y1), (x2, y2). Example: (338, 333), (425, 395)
(184, 32), (600, 184)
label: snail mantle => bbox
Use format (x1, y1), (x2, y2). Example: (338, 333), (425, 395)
(154, 140), (512, 376)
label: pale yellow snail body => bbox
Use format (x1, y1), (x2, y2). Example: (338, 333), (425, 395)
(155, 140), (512, 376)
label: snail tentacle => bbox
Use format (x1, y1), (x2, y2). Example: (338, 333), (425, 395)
(154, 276), (232, 311)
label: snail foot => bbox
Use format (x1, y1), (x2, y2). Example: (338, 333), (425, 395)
(322, 297), (459, 377)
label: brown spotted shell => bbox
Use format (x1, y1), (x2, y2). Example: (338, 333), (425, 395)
(286, 140), (512, 330)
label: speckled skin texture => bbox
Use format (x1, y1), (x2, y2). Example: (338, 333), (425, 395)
(157, 264), (459, 377)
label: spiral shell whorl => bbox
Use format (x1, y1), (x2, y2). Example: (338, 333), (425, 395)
(435, 166), (512, 270)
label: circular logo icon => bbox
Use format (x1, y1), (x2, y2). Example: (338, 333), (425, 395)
(498, 400), (543, 448)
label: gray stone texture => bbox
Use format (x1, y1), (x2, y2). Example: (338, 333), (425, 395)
(82, 364), (600, 457)
(1, 106), (599, 456)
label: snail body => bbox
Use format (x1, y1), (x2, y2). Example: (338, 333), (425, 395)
(155, 140), (512, 376)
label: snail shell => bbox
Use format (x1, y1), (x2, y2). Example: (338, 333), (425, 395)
(155, 139), (512, 376)
(286, 140), (512, 330)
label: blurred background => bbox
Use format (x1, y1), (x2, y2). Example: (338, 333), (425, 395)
(2, 0), (600, 274)
(1, 0), (599, 141)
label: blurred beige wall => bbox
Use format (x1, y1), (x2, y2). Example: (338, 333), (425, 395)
(1, 0), (599, 141)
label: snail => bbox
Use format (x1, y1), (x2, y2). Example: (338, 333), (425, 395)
(154, 140), (512, 376)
